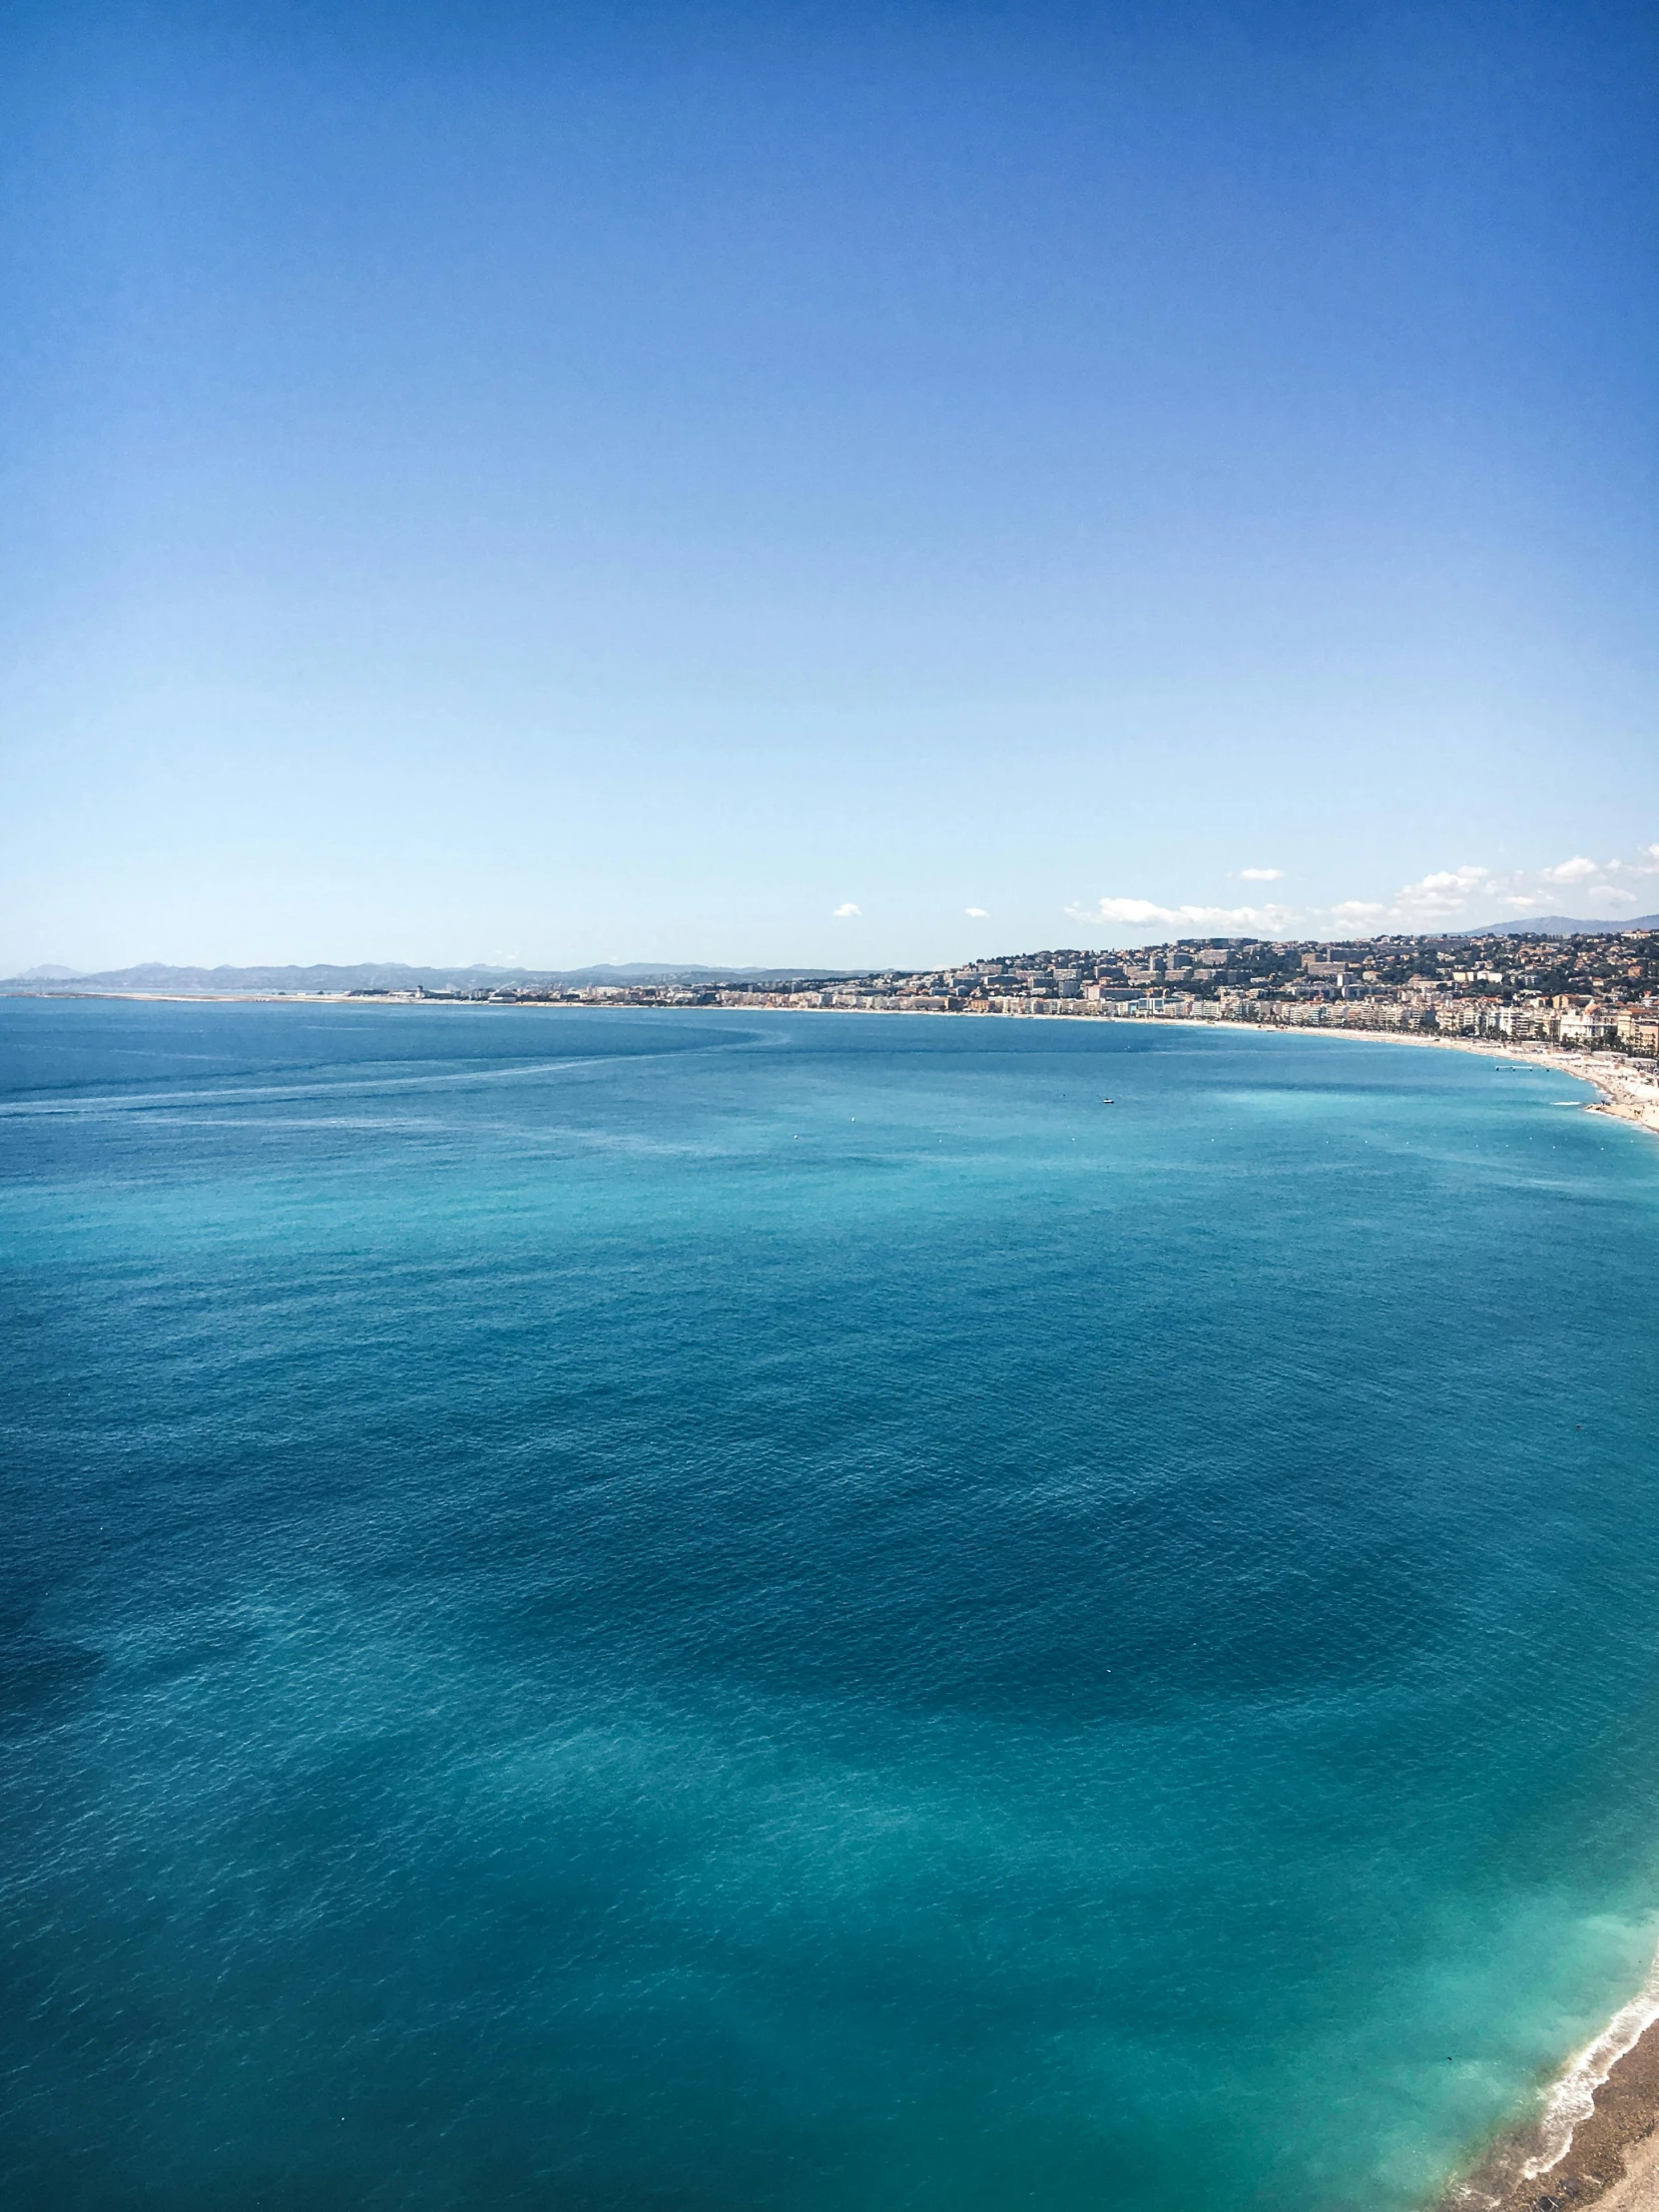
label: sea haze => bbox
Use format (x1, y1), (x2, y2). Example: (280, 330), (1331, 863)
(3, 1000), (1658, 2212)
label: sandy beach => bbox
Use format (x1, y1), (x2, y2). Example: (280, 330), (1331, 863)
(1538, 1052), (1659, 1144)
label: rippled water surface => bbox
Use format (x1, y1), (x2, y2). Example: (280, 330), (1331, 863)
(4, 999), (1659, 2211)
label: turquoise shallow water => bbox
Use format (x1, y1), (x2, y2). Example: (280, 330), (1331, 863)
(4, 1000), (1659, 2211)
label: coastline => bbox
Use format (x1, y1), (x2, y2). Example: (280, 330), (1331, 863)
(1443, 1996), (1659, 2212)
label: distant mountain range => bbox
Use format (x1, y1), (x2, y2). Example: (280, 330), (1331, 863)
(8, 919), (1658, 992)
(0, 960), (857, 993)
(1460, 914), (1659, 936)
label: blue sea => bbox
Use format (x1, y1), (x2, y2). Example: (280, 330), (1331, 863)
(4, 999), (1659, 2211)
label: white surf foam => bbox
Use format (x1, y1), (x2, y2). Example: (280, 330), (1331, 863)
(1522, 1943), (1659, 2177)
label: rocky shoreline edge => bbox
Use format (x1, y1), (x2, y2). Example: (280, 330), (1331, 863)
(1440, 2012), (1659, 2212)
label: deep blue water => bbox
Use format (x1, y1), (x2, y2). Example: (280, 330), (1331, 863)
(4, 1000), (1659, 2211)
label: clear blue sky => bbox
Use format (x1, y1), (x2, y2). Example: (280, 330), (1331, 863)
(4, 0), (1657, 970)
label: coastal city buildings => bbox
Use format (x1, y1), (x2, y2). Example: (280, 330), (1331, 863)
(377, 928), (1659, 1057)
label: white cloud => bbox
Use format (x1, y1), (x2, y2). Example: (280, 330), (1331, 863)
(1063, 841), (1659, 946)
(1238, 867), (1283, 881)
(831, 902), (861, 918)
(1388, 864), (1501, 921)
(965, 906), (988, 918)
(1066, 895), (1299, 934)
(1287, 845), (1659, 933)
(1380, 848), (1659, 925)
